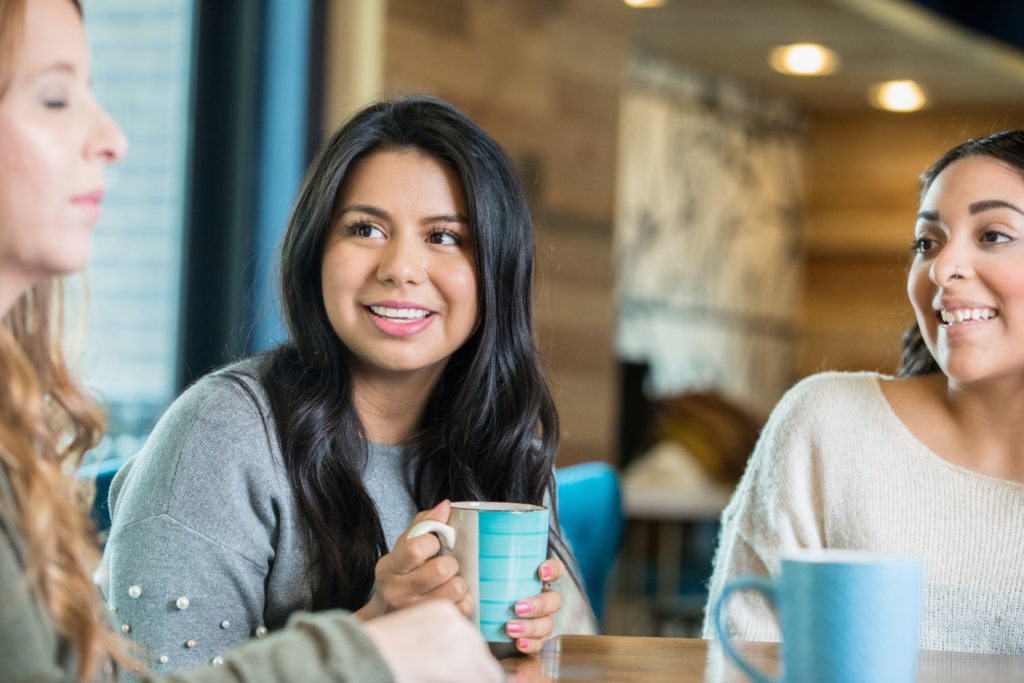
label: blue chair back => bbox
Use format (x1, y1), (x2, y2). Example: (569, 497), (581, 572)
(77, 457), (126, 533)
(555, 461), (624, 621)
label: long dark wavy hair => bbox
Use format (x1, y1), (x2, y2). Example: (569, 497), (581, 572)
(233, 95), (566, 611)
(897, 130), (1024, 377)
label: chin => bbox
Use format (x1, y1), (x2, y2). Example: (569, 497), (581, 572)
(47, 247), (92, 277)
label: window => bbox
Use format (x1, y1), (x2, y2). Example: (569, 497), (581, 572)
(73, 1), (196, 464)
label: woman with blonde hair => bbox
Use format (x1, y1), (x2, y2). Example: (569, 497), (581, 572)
(0, 0), (502, 680)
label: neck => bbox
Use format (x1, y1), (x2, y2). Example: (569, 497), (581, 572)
(351, 365), (444, 445)
(0, 266), (31, 318)
(942, 375), (1024, 478)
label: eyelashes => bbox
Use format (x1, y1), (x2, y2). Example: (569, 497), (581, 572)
(342, 220), (467, 246)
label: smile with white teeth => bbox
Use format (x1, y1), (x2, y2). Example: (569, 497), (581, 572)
(368, 305), (432, 321)
(938, 308), (998, 326)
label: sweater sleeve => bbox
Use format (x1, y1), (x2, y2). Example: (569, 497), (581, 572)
(702, 376), (829, 641)
(0, 526), (69, 682)
(102, 373), (290, 672)
(140, 610), (393, 683)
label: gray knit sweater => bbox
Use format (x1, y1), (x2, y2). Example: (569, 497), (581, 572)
(1, 456), (391, 683)
(101, 360), (592, 673)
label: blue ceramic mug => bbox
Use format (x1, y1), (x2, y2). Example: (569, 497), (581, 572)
(407, 502), (550, 643)
(713, 549), (924, 683)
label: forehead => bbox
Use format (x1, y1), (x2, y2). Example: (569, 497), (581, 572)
(7, 0), (88, 84)
(921, 156), (1024, 208)
(341, 148), (467, 207)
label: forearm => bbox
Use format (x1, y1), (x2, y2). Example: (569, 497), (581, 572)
(141, 611), (393, 683)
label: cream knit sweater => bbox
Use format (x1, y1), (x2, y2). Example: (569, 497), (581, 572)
(703, 372), (1024, 654)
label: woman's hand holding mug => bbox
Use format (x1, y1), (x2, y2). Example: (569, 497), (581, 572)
(406, 500), (558, 656)
(504, 557), (564, 653)
(356, 500), (473, 620)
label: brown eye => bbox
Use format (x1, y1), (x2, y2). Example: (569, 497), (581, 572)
(428, 229), (460, 246)
(910, 237), (936, 255)
(346, 222), (384, 239)
(981, 230), (1010, 244)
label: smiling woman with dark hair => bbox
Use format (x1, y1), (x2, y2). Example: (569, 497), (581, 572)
(706, 130), (1024, 655)
(103, 95), (594, 672)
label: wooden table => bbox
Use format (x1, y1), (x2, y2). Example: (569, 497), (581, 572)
(502, 636), (1024, 682)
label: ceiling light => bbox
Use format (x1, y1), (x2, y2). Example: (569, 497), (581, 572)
(624, 0), (666, 7)
(868, 80), (927, 112)
(769, 43), (838, 76)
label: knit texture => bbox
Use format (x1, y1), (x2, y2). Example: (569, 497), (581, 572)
(0, 458), (392, 683)
(704, 372), (1024, 654)
(102, 358), (592, 673)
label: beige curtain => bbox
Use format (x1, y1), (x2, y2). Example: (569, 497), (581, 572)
(614, 54), (805, 416)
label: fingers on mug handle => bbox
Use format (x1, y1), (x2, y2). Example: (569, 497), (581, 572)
(713, 577), (779, 683)
(406, 519), (456, 550)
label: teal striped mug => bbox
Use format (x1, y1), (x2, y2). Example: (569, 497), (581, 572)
(407, 502), (550, 645)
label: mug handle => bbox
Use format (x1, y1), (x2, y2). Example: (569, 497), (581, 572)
(713, 576), (780, 683)
(406, 519), (457, 550)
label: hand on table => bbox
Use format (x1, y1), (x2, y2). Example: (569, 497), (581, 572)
(356, 500), (472, 620)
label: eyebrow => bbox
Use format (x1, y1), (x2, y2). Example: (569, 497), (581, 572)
(917, 200), (1024, 222)
(969, 199), (1024, 216)
(31, 61), (76, 79)
(339, 204), (469, 224)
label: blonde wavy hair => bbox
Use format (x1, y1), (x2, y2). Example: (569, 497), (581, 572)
(0, 0), (132, 679)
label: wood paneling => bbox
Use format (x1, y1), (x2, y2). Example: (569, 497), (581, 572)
(384, 0), (630, 464)
(373, 0), (1024, 461)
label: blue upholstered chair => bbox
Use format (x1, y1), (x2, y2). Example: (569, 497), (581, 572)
(555, 461), (624, 621)
(78, 456), (127, 534)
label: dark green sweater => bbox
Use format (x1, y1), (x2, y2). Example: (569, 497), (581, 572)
(0, 469), (393, 683)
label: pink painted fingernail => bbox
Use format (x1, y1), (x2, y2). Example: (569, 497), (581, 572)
(540, 564), (553, 580)
(506, 620), (524, 635)
(518, 639), (530, 650)
(514, 600), (532, 616)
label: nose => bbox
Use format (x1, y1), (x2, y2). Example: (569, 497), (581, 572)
(929, 239), (972, 285)
(376, 232), (425, 285)
(85, 101), (128, 164)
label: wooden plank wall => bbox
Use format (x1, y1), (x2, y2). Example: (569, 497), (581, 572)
(377, 1), (1024, 463)
(800, 108), (1024, 377)
(383, 0), (632, 465)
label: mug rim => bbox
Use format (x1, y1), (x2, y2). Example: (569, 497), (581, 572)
(781, 548), (922, 566)
(451, 501), (548, 513)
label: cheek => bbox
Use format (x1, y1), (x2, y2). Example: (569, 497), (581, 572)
(449, 264), (478, 322)
(995, 268), (1024, 306)
(907, 266), (933, 321)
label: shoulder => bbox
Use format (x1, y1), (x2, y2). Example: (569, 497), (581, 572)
(110, 357), (284, 525)
(170, 357), (273, 432)
(767, 371), (885, 430)
(737, 371), (886, 489)
(778, 370), (883, 408)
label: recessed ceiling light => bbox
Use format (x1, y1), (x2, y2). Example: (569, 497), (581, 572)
(624, 0), (666, 7)
(769, 43), (839, 76)
(868, 80), (927, 112)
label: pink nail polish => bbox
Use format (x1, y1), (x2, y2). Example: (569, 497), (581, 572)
(506, 620), (523, 635)
(540, 564), (553, 580)
(514, 600), (532, 616)
(518, 639), (530, 650)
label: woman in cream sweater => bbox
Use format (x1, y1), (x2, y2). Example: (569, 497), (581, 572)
(707, 130), (1024, 655)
